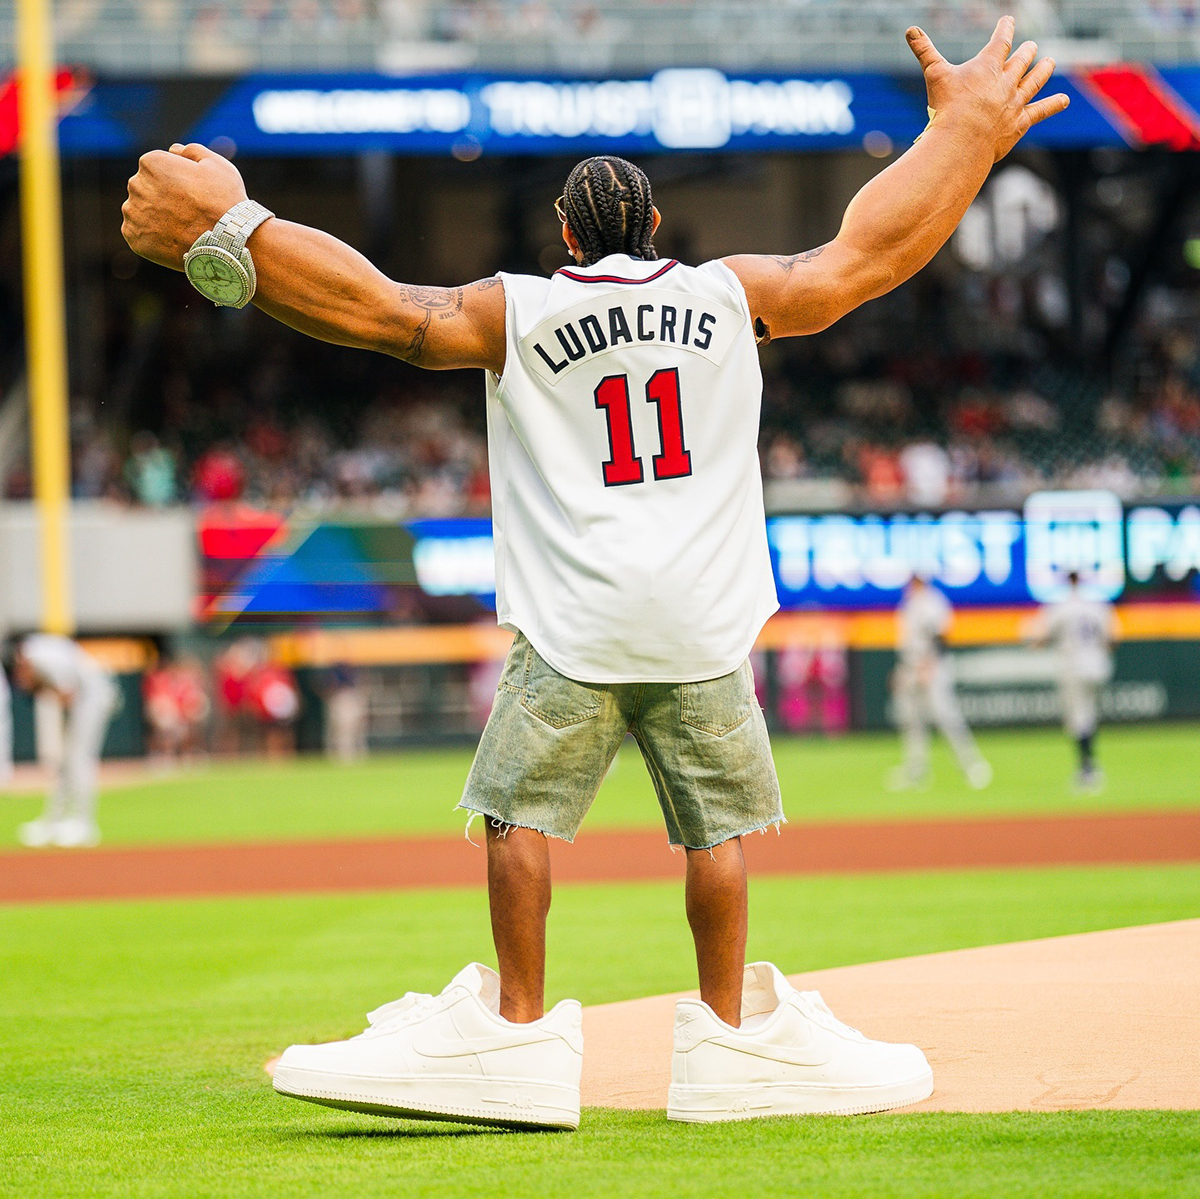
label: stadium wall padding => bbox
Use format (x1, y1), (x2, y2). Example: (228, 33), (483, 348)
(852, 641), (1200, 732)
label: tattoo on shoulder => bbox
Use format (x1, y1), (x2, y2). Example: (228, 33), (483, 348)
(471, 277), (504, 292)
(769, 245), (828, 274)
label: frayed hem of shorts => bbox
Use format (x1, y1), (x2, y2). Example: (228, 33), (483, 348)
(668, 815), (788, 855)
(455, 803), (578, 847)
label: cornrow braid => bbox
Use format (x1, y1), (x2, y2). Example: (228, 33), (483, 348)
(561, 156), (659, 267)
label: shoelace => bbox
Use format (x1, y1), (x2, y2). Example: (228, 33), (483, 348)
(793, 990), (866, 1041)
(361, 991), (442, 1037)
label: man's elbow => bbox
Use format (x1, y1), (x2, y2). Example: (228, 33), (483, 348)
(805, 259), (898, 333)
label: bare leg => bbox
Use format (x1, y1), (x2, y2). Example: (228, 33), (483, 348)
(486, 821), (551, 1024)
(685, 837), (748, 1027)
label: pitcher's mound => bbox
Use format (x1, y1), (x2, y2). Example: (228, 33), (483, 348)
(583, 919), (1200, 1112)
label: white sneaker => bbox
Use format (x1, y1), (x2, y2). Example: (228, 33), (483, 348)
(273, 964), (583, 1129)
(668, 962), (933, 1122)
(52, 817), (101, 848)
(967, 760), (993, 790)
(18, 819), (59, 848)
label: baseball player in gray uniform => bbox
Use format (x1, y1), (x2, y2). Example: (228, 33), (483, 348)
(1031, 571), (1118, 791)
(889, 577), (992, 790)
(0, 661), (12, 786)
(13, 634), (119, 848)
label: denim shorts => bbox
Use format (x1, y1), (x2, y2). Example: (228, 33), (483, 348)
(457, 632), (784, 850)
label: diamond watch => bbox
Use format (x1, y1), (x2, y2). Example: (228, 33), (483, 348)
(183, 199), (275, 308)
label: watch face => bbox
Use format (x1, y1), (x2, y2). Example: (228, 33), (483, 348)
(186, 251), (248, 305)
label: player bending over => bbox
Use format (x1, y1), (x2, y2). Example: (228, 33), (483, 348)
(123, 19), (1067, 1128)
(888, 576), (992, 791)
(11, 634), (119, 848)
(1028, 571), (1118, 791)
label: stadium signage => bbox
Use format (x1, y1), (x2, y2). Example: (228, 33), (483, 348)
(1126, 503), (1200, 582)
(234, 71), (858, 151)
(199, 493), (1200, 618)
(182, 69), (894, 155)
(251, 88), (471, 135)
(768, 511), (1024, 598)
(46, 65), (1200, 157)
(404, 492), (1200, 612)
(479, 74), (855, 147)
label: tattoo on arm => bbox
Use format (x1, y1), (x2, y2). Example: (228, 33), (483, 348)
(393, 277), (502, 364)
(394, 284), (464, 363)
(769, 245), (828, 274)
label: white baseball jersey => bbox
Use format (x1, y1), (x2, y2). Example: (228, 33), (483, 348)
(1044, 593), (1115, 683)
(487, 253), (778, 682)
(21, 634), (112, 696)
(897, 586), (953, 666)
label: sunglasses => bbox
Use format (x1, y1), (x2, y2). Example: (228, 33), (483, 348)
(554, 195), (567, 223)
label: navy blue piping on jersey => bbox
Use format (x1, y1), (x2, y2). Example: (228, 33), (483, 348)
(556, 260), (680, 285)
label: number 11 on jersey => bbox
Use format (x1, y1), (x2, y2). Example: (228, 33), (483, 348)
(594, 368), (693, 487)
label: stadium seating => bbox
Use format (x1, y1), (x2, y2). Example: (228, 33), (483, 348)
(3, 0), (1200, 74)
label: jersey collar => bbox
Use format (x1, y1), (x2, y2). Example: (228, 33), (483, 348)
(556, 254), (679, 286)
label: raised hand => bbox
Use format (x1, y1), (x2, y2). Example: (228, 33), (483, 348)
(121, 143), (249, 270)
(906, 15), (1069, 162)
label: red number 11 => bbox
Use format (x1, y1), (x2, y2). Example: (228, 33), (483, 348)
(594, 368), (692, 488)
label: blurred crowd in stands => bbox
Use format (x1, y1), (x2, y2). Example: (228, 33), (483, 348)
(34, 0), (1200, 70)
(42, 0), (1200, 42)
(143, 638), (370, 760)
(5, 257), (1198, 515)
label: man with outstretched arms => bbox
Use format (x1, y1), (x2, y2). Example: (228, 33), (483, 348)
(889, 576), (992, 791)
(123, 20), (1066, 1128)
(1030, 571), (1118, 791)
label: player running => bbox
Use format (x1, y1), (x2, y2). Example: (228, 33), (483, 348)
(889, 576), (992, 791)
(1029, 571), (1118, 791)
(122, 19), (1067, 1127)
(11, 634), (120, 848)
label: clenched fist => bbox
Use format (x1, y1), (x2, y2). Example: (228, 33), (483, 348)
(121, 142), (248, 270)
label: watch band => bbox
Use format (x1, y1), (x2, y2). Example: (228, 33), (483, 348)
(210, 199), (275, 254)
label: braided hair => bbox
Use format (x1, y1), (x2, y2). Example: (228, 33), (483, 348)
(560, 156), (658, 267)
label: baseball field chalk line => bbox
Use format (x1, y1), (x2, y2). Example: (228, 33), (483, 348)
(264, 921), (1200, 1114)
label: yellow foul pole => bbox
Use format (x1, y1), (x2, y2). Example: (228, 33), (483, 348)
(16, 0), (73, 635)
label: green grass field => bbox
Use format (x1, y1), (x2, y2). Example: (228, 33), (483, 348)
(3, 723), (1199, 848)
(4, 726), (1199, 1197)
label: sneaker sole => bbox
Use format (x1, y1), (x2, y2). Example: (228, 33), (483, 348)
(272, 1065), (580, 1131)
(666, 1067), (933, 1122)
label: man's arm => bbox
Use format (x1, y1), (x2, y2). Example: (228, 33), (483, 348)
(724, 17), (1069, 341)
(121, 144), (507, 373)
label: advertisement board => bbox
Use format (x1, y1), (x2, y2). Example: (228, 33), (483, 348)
(767, 490), (1200, 610)
(199, 491), (1200, 621)
(43, 63), (1200, 158)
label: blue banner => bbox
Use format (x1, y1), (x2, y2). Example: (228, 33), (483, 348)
(182, 69), (1112, 156)
(54, 64), (1198, 158)
(200, 491), (1200, 619)
(407, 492), (1200, 613)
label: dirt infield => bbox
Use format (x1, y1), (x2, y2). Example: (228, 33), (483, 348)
(580, 920), (1200, 1112)
(2, 810), (1198, 903)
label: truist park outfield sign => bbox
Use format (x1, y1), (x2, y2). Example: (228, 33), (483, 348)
(408, 491), (1200, 611)
(192, 69), (873, 155)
